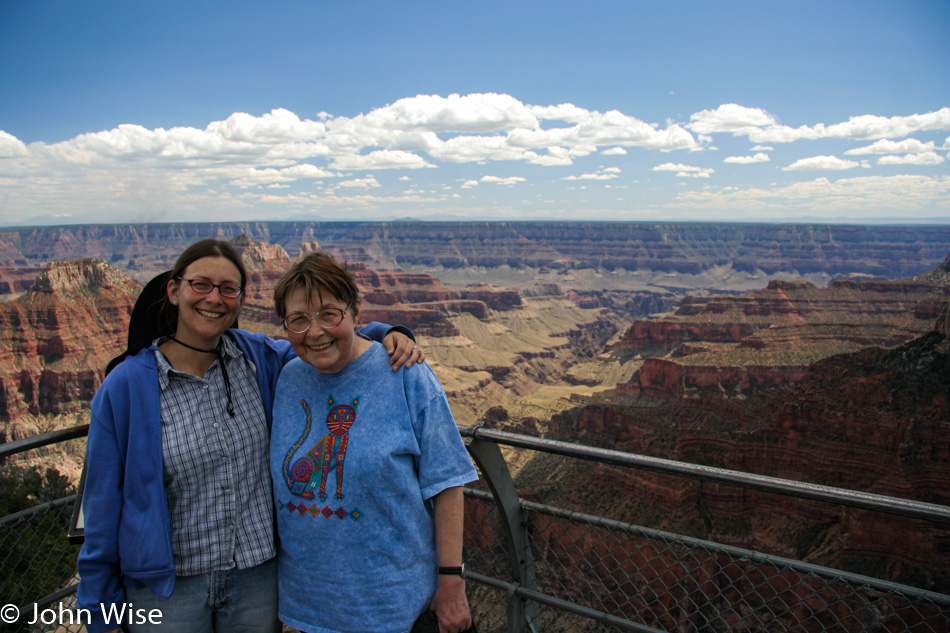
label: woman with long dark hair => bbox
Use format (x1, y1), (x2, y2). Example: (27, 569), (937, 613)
(77, 239), (422, 633)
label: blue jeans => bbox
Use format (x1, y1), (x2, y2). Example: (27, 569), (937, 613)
(124, 557), (280, 633)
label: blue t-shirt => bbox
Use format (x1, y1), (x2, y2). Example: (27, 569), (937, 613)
(270, 342), (478, 633)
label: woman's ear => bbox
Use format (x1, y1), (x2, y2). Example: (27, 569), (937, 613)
(351, 300), (361, 327)
(167, 278), (180, 306)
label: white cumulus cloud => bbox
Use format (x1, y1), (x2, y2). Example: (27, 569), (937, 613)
(0, 130), (28, 157)
(480, 175), (526, 186)
(783, 155), (860, 171)
(331, 150), (431, 171)
(370, 93), (540, 133)
(688, 105), (950, 145)
(877, 152), (945, 166)
(206, 108), (326, 144)
(724, 153), (770, 164)
(652, 163), (715, 178)
(562, 166), (621, 181)
(2, 93), (949, 225)
(674, 174), (950, 217)
(337, 177), (381, 189)
(845, 138), (935, 155)
(229, 164), (337, 188)
(688, 104), (778, 136)
(751, 108), (950, 144)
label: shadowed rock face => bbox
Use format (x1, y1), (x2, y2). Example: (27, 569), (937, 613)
(488, 255), (950, 592)
(499, 328), (950, 591)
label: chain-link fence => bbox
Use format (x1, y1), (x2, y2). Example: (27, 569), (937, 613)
(1, 425), (86, 633)
(462, 488), (950, 632)
(3, 424), (950, 633)
(0, 499), (82, 632)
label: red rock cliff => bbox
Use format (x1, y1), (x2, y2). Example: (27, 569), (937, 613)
(0, 260), (140, 420)
(613, 272), (945, 399)
(509, 327), (950, 591)
(230, 236), (523, 335)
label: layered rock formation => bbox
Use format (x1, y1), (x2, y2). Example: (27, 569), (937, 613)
(501, 325), (950, 591)
(4, 227), (948, 593)
(2, 222), (949, 282)
(230, 234), (526, 336)
(492, 255), (950, 591)
(911, 249), (950, 285)
(229, 235), (296, 327)
(0, 266), (41, 295)
(0, 236), (535, 421)
(356, 269), (523, 336)
(614, 275), (947, 400)
(0, 260), (140, 420)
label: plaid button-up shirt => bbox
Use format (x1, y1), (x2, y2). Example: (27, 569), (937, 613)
(155, 333), (275, 576)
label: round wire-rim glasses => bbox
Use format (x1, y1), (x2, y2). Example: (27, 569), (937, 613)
(177, 277), (244, 298)
(282, 305), (351, 333)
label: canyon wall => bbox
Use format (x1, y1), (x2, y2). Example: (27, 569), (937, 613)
(502, 327), (950, 591)
(0, 260), (140, 421)
(2, 222), (949, 282)
(0, 236), (539, 422)
(489, 253), (950, 592)
(613, 272), (947, 400)
(2, 227), (948, 595)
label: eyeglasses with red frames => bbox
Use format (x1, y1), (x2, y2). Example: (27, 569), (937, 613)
(282, 305), (351, 333)
(177, 277), (244, 298)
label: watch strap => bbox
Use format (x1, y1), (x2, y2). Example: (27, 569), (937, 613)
(438, 564), (465, 576)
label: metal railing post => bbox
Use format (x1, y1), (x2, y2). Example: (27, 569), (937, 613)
(462, 424), (539, 633)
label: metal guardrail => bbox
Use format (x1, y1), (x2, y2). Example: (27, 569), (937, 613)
(2, 423), (949, 632)
(1, 426), (86, 633)
(458, 423), (950, 633)
(0, 426), (90, 462)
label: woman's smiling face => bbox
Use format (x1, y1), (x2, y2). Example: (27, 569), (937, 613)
(284, 286), (366, 374)
(167, 256), (244, 347)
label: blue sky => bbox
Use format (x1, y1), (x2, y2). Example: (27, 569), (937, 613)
(1, 0), (948, 226)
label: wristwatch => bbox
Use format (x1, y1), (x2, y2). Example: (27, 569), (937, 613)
(438, 563), (465, 578)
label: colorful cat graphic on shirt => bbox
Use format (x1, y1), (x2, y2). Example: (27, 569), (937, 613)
(283, 395), (359, 502)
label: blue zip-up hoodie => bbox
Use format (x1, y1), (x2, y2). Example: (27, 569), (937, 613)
(76, 324), (399, 633)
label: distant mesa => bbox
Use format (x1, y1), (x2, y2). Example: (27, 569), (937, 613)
(2, 221), (950, 281)
(613, 260), (949, 400)
(30, 258), (139, 296)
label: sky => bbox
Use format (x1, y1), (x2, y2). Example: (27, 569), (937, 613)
(1, 0), (949, 227)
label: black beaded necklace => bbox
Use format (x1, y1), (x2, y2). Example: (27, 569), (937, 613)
(168, 336), (236, 417)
